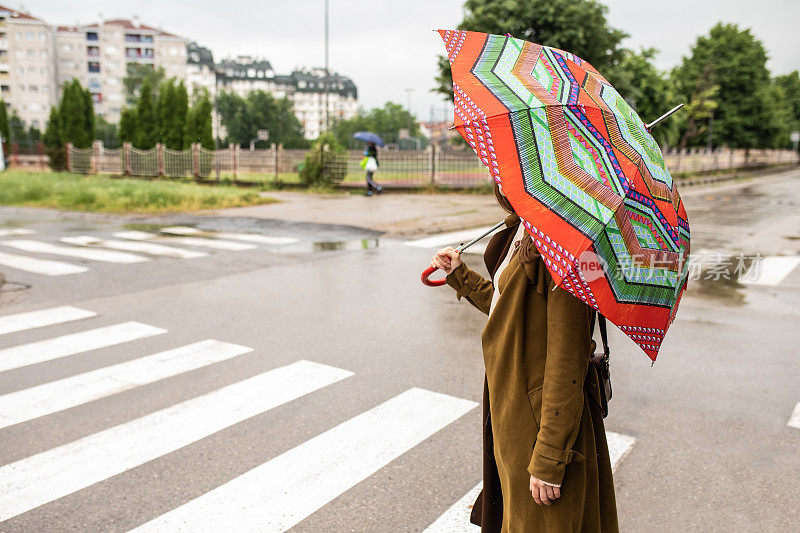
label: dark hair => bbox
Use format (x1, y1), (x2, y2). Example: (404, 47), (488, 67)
(493, 181), (539, 264)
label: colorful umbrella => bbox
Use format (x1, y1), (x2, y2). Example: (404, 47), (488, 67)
(438, 29), (690, 361)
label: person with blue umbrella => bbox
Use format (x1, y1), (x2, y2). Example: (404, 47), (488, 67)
(353, 131), (384, 196)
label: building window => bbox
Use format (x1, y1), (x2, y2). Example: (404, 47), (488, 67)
(27, 67), (36, 75)
(14, 50), (23, 59)
(88, 61), (100, 73)
(86, 32), (99, 41)
(42, 86), (48, 94)
(60, 43), (72, 52)
(17, 67), (23, 75)
(29, 103), (40, 112)
(29, 85), (37, 93)
(87, 46), (100, 57)
(91, 93), (102, 104)
(40, 67), (48, 76)
(18, 85), (25, 92)
(39, 49), (47, 58)
(105, 45), (118, 56)
(14, 31), (22, 41)
(26, 49), (35, 58)
(0, 85), (9, 94)
(25, 31), (34, 41)
(32, 119), (40, 128)
(142, 35), (153, 43)
(38, 32), (46, 41)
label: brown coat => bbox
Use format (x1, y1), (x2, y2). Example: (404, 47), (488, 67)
(446, 215), (618, 532)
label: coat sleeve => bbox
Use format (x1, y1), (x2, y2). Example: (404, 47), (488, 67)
(445, 263), (493, 316)
(527, 276), (591, 486)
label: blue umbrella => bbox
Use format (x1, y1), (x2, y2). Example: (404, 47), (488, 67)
(353, 131), (385, 147)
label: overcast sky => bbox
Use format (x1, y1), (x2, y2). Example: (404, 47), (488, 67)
(26, 0), (800, 120)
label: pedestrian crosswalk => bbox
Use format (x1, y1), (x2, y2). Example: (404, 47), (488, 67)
(0, 226), (299, 278)
(0, 304), (639, 530)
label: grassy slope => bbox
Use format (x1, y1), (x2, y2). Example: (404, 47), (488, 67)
(0, 171), (277, 213)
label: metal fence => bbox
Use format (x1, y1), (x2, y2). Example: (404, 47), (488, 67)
(59, 141), (800, 188)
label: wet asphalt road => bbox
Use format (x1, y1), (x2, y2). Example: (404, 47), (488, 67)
(0, 168), (798, 532)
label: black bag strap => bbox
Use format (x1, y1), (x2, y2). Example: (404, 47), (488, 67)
(590, 311), (610, 357)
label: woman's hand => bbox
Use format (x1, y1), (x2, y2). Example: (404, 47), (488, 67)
(530, 475), (560, 505)
(431, 247), (462, 275)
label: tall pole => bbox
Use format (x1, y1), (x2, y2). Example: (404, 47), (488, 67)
(324, 0), (329, 135)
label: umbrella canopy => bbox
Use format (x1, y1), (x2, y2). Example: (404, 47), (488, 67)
(353, 131), (385, 147)
(439, 29), (690, 361)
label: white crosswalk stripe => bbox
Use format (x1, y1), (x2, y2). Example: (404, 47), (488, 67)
(0, 360), (353, 522)
(1, 239), (149, 264)
(424, 483), (483, 533)
(113, 231), (256, 251)
(0, 306), (96, 336)
(133, 388), (477, 532)
(404, 227), (495, 249)
(0, 340), (252, 430)
(0, 250), (87, 275)
(742, 256), (800, 286)
(0, 228), (36, 237)
(60, 236), (208, 259)
(788, 403), (800, 430)
(161, 226), (299, 245)
(423, 430), (637, 532)
(0, 322), (167, 372)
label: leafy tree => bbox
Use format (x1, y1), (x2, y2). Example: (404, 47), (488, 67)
(775, 71), (800, 148)
(184, 90), (214, 149)
(8, 110), (27, 146)
(124, 64), (166, 105)
(135, 79), (157, 149)
(334, 102), (419, 147)
(94, 116), (119, 148)
(299, 133), (346, 186)
(217, 91), (307, 148)
(167, 81), (189, 149)
(0, 99), (9, 145)
(119, 108), (137, 145)
(43, 106), (67, 170)
(613, 48), (679, 146)
(57, 80), (94, 149)
(435, 0), (628, 100)
(672, 23), (785, 149)
(155, 79), (173, 145)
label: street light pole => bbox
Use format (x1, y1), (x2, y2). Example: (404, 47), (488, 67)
(324, 0), (329, 135)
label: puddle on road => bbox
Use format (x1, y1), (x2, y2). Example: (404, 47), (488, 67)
(688, 275), (746, 304)
(685, 253), (763, 305)
(277, 238), (379, 254)
(121, 223), (379, 254)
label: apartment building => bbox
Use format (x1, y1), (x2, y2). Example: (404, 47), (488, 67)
(212, 56), (358, 139)
(0, 4), (57, 131)
(0, 7), (358, 141)
(55, 18), (187, 123)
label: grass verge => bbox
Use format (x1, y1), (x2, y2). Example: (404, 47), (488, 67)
(0, 170), (278, 213)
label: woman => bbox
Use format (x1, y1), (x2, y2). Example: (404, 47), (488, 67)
(430, 183), (618, 532)
(363, 142), (382, 196)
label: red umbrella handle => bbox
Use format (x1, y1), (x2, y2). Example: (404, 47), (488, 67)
(421, 266), (447, 286)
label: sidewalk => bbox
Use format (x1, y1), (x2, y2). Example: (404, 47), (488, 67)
(209, 191), (505, 239)
(203, 166), (798, 239)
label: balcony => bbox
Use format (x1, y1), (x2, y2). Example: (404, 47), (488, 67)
(87, 46), (100, 57)
(88, 61), (100, 73)
(125, 48), (154, 61)
(86, 32), (99, 41)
